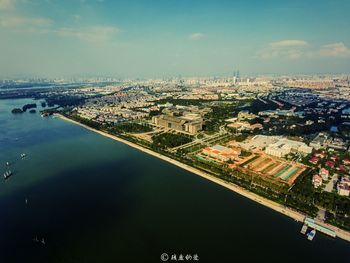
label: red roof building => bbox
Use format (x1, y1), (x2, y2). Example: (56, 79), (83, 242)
(343, 159), (350, 165)
(202, 145), (241, 162)
(312, 174), (323, 188)
(336, 165), (347, 172)
(325, 161), (335, 168)
(337, 182), (350, 196)
(309, 157), (320, 165)
(319, 168), (329, 180)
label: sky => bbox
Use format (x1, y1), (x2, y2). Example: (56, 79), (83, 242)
(0, 0), (350, 78)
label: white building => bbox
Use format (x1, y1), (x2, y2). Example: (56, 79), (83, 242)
(337, 176), (350, 196)
(265, 138), (313, 158)
(319, 168), (329, 180)
(309, 133), (330, 150)
(237, 110), (257, 121)
(312, 174), (323, 188)
(265, 143), (291, 158)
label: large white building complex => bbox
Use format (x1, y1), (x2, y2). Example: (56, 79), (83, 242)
(265, 138), (313, 157)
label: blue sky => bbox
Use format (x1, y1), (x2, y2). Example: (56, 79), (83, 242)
(1, 0), (350, 78)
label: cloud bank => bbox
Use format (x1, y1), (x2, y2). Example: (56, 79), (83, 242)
(259, 39), (350, 59)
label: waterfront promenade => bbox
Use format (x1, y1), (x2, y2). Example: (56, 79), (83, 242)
(56, 114), (350, 243)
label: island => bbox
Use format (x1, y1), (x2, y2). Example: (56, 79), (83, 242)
(11, 108), (23, 114)
(22, 103), (37, 112)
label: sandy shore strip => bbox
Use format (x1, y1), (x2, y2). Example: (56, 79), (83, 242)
(55, 114), (350, 242)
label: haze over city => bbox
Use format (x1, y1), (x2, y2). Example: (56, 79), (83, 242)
(1, 0), (350, 78)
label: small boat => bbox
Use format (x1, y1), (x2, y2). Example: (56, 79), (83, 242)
(3, 170), (12, 180)
(6, 161), (10, 166)
(25, 198), (28, 204)
(307, 229), (316, 241)
(300, 224), (308, 234)
(21, 153), (26, 158)
(33, 236), (46, 245)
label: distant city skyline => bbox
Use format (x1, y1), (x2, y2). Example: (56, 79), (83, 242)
(1, 0), (350, 78)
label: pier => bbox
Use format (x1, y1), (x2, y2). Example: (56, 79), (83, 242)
(304, 218), (336, 238)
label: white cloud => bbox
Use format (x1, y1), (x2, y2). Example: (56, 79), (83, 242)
(269, 39), (308, 48)
(0, 15), (52, 33)
(56, 26), (120, 43)
(0, 0), (52, 33)
(0, 0), (15, 10)
(0, 12), (121, 43)
(318, 42), (350, 58)
(0, 15), (52, 28)
(259, 39), (308, 60)
(258, 40), (350, 60)
(189, 32), (204, 40)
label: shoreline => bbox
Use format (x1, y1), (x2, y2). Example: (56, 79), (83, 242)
(55, 113), (350, 243)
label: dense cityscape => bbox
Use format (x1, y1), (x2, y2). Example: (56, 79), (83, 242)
(3, 74), (350, 238)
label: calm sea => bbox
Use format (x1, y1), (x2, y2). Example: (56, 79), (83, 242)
(0, 98), (349, 263)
